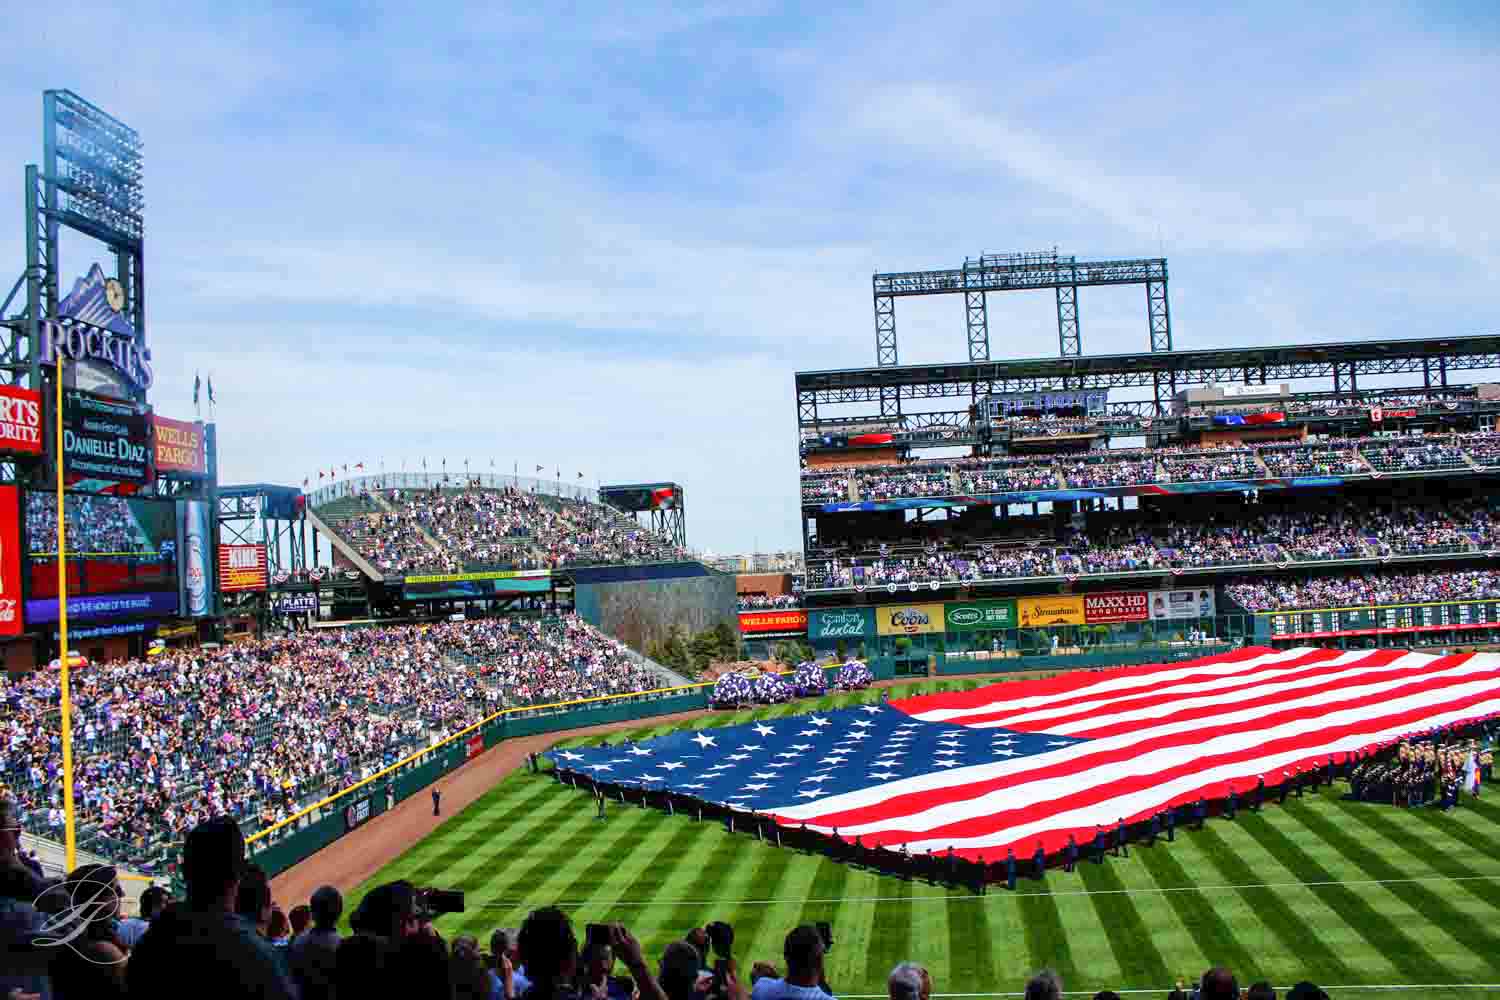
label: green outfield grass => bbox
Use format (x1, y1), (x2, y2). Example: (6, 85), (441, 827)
(349, 680), (1500, 998)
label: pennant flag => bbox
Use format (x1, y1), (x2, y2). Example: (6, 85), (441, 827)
(207, 375), (215, 405)
(548, 646), (1500, 858)
(355, 462), (364, 470)
(577, 472), (585, 479)
(318, 471), (325, 480)
(536, 465), (544, 473)
(192, 372), (201, 407)
(343, 464), (348, 473)
(302, 478), (309, 487)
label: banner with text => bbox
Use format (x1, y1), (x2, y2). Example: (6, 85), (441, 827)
(1017, 595), (1086, 627)
(152, 415), (207, 476)
(0, 386), (42, 457)
(808, 607), (876, 642)
(62, 389), (152, 484)
(875, 602), (946, 636)
(1261, 600), (1500, 641)
(1149, 588), (1216, 620)
(270, 591), (319, 615)
(218, 544), (268, 592)
(738, 609), (808, 635)
(943, 599), (1017, 632)
(1084, 591), (1149, 624)
(0, 487), (23, 636)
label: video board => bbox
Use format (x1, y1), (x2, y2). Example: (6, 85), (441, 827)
(25, 491), (179, 623)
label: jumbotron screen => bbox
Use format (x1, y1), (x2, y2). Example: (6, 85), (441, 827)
(25, 491), (179, 622)
(600, 483), (681, 512)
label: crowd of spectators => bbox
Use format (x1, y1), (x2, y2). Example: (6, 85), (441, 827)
(1226, 567), (1500, 612)
(0, 615), (662, 864)
(1358, 437), (1470, 473)
(0, 804), (1341, 1000)
(801, 430), (1500, 507)
(325, 486), (686, 575)
(738, 595), (800, 610)
(807, 500), (1500, 589)
(24, 492), (158, 556)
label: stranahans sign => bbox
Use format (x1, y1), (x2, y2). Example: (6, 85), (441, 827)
(41, 263), (153, 397)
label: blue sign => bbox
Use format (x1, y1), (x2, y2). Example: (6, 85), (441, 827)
(271, 592), (319, 614)
(26, 590), (179, 624)
(51, 621), (151, 640)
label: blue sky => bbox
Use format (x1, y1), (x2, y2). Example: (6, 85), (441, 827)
(1, 3), (1496, 554)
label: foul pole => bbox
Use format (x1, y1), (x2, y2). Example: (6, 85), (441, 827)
(55, 359), (76, 871)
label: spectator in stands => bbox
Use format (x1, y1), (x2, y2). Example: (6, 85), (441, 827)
(658, 940), (705, 1000)
(452, 933), (495, 1000)
(751, 925), (830, 1000)
(127, 816), (298, 1000)
(288, 884), (342, 1000)
(234, 864), (275, 942)
(1022, 969), (1062, 1000)
(517, 906), (580, 1000)
(288, 903), (310, 939)
(1247, 983), (1278, 1000)
(492, 926), (529, 998)
(1198, 967), (1239, 1000)
(335, 931), (390, 999)
(887, 962), (930, 1000)
(117, 884), (169, 949)
(1286, 984), (1329, 1000)
(48, 862), (128, 998)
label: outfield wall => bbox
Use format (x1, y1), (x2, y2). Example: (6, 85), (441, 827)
(573, 562), (738, 652)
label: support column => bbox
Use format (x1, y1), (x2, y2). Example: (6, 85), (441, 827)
(1147, 278), (1172, 352)
(965, 290), (990, 361)
(874, 291), (897, 367)
(1056, 284), (1081, 357)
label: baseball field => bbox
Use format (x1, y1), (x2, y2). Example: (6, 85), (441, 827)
(341, 679), (1500, 999)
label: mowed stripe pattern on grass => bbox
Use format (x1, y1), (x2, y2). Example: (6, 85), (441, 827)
(346, 683), (1500, 996)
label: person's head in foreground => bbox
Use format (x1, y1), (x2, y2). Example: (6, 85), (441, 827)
(783, 924), (826, 987)
(1023, 968), (1061, 1000)
(182, 815), (247, 909)
(658, 940), (702, 1000)
(519, 905), (578, 987)
(1286, 984), (1330, 1000)
(1198, 967), (1238, 1000)
(888, 962), (931, 1000)
(349, 881), (420, 941)
(1247, 982), (1277, 1000)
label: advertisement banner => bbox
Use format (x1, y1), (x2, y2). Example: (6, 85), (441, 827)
(25, 590), (179, 625)
(1263, 600), (1500, 640)
(271, 591), (319, 615)
(402, 568), (552, 585)
(466, 733), (484, 760)
(1149, 588), (1216, 620)
(1017, 595), (1086, 627)
(875, 602), (945, 636)
(178, 500), (215, 617)
(808, 607), (876, 641)
(218, 544), (268, 593)
(343, 797), (372, 833)
(0, 487), (22, 636)
(62, 389), (152, 484)
(0, 386), (43, 457)
(152, 415), (206, 476)
(738, 609), (808, 635)
(943, 599), (1016, 632)
(1084, 591), (1149, 624)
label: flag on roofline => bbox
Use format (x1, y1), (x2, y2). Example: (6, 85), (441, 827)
(207, 374), (215, 405)
(536, 465), (544, 473)
(547, 646), (1500, 859)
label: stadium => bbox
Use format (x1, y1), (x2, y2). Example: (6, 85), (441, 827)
(2, 75), (1499, 1000)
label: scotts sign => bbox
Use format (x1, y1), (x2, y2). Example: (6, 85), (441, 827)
(0, 386), (43, 456)
(944, 599), (1017, 632)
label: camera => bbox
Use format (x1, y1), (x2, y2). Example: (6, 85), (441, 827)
(416, 887), (465, 917)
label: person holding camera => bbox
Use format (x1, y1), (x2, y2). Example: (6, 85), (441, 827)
(750, 925), (833, 1000)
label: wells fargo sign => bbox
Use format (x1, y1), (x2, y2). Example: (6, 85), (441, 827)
(152, 415), (206, 475)
(738, 609), (808, 635)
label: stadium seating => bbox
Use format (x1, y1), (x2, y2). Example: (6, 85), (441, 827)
(1226, 567), (1500, 611)
(316, 485), (686, 576)
(0, 615), (663, 867)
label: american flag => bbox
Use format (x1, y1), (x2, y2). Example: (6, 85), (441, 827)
(549, 646), (1500, 858)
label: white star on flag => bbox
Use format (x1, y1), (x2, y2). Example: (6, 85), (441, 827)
(559, 751), (583, 761)
(627, 746), (651, 756)
(692, 733), (717, 748)
(659, 762), (685, 771)
(752, 724), (776, 737)
(860, 705), (883, 714)
(810, 717), (831, 727)
(933, 760), (961, 768)
(795, 790), (821, 799)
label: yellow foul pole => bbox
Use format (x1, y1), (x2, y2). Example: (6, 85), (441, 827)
(55, 359), (76, 872)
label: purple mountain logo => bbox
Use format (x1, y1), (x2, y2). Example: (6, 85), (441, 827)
(58, 264), (135, 339)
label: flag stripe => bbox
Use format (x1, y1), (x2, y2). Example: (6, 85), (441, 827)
(766, 648), (1500, 858)
(773, 656), (1500, 831)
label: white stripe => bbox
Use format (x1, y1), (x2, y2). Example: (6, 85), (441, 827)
(774, 655), (1498, 821)
(988, 650), (1443, 730)
(909, 646), (1342, 721)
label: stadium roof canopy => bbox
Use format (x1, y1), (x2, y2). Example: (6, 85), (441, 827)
(796, 333), (1500, 412)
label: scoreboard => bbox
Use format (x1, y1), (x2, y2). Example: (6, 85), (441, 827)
(1261, 600), (1500, 640)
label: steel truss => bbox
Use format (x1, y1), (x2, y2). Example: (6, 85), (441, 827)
(871, 251), (1171, 385)
(796, 334), (1500, 427)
